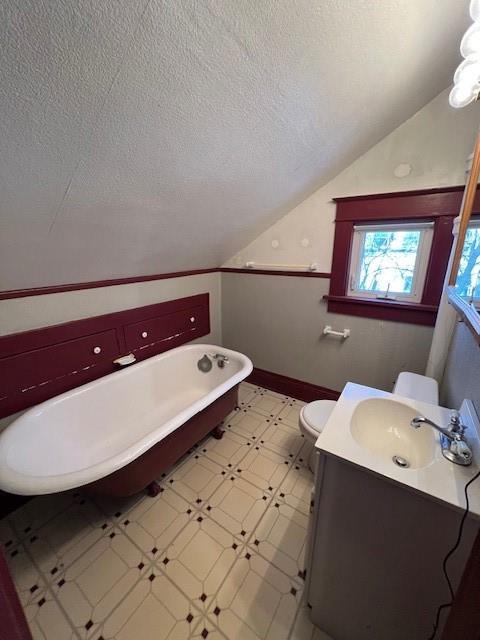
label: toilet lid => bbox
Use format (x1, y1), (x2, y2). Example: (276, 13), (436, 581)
(302, 400), (337, 433)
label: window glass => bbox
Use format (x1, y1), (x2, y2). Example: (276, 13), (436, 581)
(457, 222), (480, 299)
(357, 230), (421, 295)
(348, 222), (433, 302)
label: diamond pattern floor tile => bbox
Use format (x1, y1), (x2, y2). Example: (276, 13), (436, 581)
(226, 409), (270, 441)
(250, 501), (309, 581)
(206, 475), (271, 542)
(247, 390), (289, 418)
(24, 588), (78, 640)
(200, 430), (251, 468)
(2, 383), (330, 640)
(166, 454), (226, 506)
(157, 516), (242, 612)
(22, 498), (111, 578)
(276, 400), (305, 428)
(207, 550), (301, 640)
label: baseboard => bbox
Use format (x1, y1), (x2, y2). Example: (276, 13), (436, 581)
(247, 367), (340, 402)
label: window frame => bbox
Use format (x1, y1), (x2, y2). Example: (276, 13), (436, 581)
(324, 187), (474, 326)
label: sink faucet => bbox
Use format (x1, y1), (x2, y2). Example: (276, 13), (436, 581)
(410, 412), (473, 466)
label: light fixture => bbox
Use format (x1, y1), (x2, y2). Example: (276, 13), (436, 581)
(449, 0), (480, 108)
(471, 0), (480, 22)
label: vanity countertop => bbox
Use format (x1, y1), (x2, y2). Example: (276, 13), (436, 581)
(315, 382), (480, 518)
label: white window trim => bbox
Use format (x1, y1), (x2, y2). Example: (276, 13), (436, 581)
(347, 222), (434, 303)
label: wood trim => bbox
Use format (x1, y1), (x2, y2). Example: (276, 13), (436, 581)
(334, 188), (479, 223)
(0, 267), (332, 300)
(323, 295), (438, 326)
(328, 220), (354, 297)
(449, 129), (480, 285)
(328, 187), (460, 325)
(422, 216), (455, 306)
(220, 268), (331, 278)
(0, 268), (219, 300)
(447, 286), (480, 344)
(247, 367), (340, 402)
(333, 185), (467, 203)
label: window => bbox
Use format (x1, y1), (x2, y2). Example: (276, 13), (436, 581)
(347, 222), (433, 302)
(456, 220), (480, 300)
(325, 187), (465, 326)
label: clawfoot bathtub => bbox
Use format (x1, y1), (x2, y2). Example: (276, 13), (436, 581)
(0, 344), (252, 497)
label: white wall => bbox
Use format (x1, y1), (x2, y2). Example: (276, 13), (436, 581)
(0, 272), (222, 342)
(224, 89), (480, 271)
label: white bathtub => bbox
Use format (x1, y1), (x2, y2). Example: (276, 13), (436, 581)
(0, 344), (252, 496)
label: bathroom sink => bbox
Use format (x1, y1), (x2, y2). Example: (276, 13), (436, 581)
(350, 398), (436, 469)
(314, 382), (480, 514)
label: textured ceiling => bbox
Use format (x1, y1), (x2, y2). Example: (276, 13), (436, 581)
(0, 0), (470, 289)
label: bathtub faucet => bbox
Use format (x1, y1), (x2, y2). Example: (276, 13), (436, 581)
(209, 353), (229, 368)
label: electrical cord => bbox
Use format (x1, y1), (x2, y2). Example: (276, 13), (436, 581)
(426, 467), (480, 640)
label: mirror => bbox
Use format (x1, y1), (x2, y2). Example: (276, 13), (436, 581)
(447, 129), (480, 340)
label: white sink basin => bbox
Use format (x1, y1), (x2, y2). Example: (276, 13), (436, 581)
(350, 398), (436, 469)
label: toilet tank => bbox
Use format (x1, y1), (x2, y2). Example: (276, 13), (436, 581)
(393, 371), (439, 405)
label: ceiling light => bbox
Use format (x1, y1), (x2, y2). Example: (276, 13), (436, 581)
(449, 83), (478, 109)
(470, 0), (480, 22)
(449, 2), (480, 108)
(454, 56), (480, 85)
(460, 22), (480, 58)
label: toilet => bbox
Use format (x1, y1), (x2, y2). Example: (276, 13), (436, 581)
(299, 371), (438, 471)
(392, 371), (439, 405)
(299, 400), (337, 443)
(298, 400), (337, 470)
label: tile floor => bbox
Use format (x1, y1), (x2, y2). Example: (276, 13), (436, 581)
(1, 383), (331, 640)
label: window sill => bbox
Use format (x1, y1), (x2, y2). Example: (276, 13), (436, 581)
(323, 295), (438, 326)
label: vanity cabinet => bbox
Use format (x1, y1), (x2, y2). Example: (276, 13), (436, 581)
(306, 452), (478, 640)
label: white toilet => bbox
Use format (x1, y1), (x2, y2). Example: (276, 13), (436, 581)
(298, 400), (337, 470)
(298, 371), (439, 471)
(299, 400), (337, 443)
(392, 371), (439, 405)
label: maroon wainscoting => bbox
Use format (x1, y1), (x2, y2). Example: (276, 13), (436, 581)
(0, 293), (210, 419)
(247, 367), (340, 403)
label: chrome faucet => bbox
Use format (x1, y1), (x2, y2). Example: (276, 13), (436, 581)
(209, 353), (229, 368)
(410, 411), (472, 466)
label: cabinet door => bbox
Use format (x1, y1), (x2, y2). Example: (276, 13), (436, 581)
(124, 305), (208, 351)
(0, 330), (119, 417)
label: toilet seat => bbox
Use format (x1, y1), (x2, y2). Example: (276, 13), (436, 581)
(299, 400), (337, 442)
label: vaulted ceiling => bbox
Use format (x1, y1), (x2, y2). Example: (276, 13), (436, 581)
(0, 0), (470, 289)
